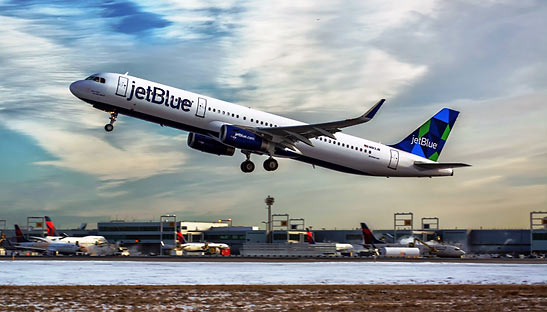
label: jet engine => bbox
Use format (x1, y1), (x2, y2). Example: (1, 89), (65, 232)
(219, 125), (271, 152)
(187, 133), (235, 156)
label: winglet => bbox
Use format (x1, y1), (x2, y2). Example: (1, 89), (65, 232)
(364, 99), (385, 119)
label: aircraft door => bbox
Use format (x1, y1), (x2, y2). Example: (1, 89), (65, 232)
(115, 76), (128, 97)
(196, 98), (207, 118)
(388, 149), (399, 170)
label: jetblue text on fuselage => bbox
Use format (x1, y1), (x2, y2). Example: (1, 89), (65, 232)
(124, 81), (192, 112)
(411, 136), (438, 149)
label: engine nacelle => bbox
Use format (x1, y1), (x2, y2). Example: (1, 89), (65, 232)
(187, 133), (235, 156)
(220, 125), (271, 152)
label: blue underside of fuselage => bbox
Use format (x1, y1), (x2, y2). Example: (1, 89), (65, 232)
(80, 97), (371, 176)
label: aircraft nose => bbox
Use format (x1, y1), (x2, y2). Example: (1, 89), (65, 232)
(69, 80), (83, 97)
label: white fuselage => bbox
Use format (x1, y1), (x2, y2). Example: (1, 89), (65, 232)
(180, 242), (229, 252)
(70, 73), (453, 177)
(47, 236), (108, 248)
(17, 239), (80, 255)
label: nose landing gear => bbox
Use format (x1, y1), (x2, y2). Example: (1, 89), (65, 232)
(104, 112), (118, 132)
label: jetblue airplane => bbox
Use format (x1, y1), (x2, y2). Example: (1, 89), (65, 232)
(69, 73), (469, 176)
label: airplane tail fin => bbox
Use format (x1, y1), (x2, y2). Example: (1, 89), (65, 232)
(361, 222), (383, 245)
(305, 228), (315, 244)
(45, 216), (56, 236)
(176, 231), (186, 244)
(390, 108), (460, 161)
(14, 225), (28, 243)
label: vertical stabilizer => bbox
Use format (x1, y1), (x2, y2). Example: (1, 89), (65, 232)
(45, 216), (56, 236)
(390, 108), (460, 161)
(14, 225), (28, 243)
(305, 228), (316, 244)
(361, 222), (384, 245)
(176, 231), (186, 244)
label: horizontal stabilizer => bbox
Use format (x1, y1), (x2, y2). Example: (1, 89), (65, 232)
(414, 162), (471, 170)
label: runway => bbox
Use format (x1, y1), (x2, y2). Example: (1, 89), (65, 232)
(1, 260), (546, 285)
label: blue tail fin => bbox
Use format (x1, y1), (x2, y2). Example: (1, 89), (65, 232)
(390, 108), (460, 161)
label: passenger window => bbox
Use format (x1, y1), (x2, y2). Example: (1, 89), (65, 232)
(243, 117), (246, 120)
(232, 113), (235, 117)
(260, 121), (264, 125)
(237, 115), (239, 118)
(369, 151), (371, 154)
(251, 119), (254, 122)
(213, 108), (216, 112)
(360, 148), (363, 152)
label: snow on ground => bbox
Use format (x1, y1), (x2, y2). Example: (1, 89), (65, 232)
(0, 261), (545, 285)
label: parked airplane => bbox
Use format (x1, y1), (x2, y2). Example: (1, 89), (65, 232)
(69, 73), (470, 175)
(44, 216), (108, 247)
(305, 228), (354, 253)
(176, 231), (229, 253)
(6, 225), (81, 255)
(360, 222), (465, 258)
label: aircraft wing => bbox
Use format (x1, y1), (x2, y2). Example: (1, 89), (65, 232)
(242, 99), (384, 150)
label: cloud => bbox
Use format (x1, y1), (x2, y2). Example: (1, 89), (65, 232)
(376, 0), (547, 106)
(211, 1), (435, 113)
(0, 3), (187, 186)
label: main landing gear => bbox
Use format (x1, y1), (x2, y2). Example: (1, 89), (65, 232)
(241, 151), (255, 173)
(263, 157), (278, 171)
(241, 160), (255, 173)
(104, 112), (118, 132)
(240, 152), (279, 173)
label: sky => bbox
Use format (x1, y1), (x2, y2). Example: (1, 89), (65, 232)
(0, 0), (545, 230)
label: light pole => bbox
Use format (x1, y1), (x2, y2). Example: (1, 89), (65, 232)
(265, 196), (275, 244)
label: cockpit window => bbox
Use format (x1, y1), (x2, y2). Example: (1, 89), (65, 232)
(85, 75), (105, 83)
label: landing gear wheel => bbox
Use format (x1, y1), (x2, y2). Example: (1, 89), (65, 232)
(104, 124), (114, 132)
(104, 112), (118, 132)
(263, 158), (279, 171)
(241, 160), (255, 173)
